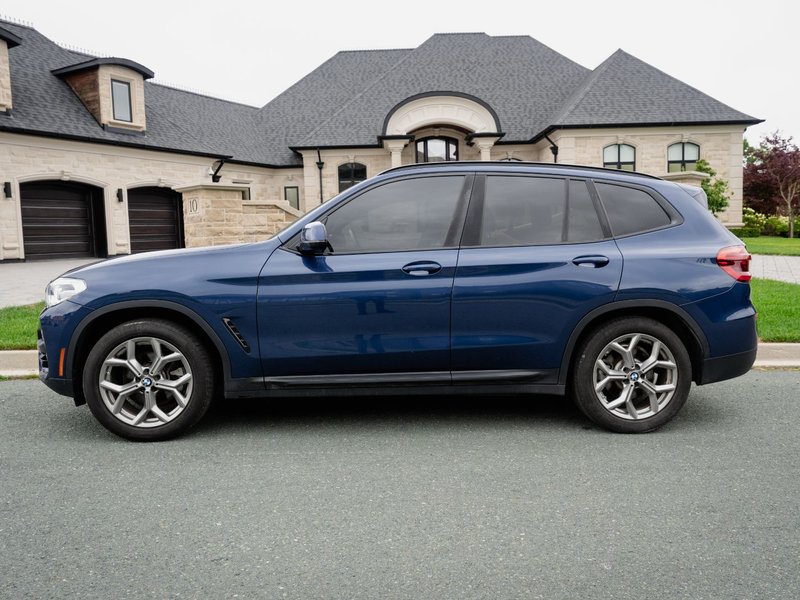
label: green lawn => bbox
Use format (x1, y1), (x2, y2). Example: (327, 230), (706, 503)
(0, 282), (797, 350)
(741, 236), (800, 256)
(750, 279), (800, 342)
(0, 302), (44, 350)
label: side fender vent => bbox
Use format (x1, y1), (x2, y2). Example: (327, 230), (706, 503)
(222, 318), (251, 353)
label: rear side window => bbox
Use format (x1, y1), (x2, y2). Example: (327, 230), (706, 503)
(479, 176), (605, 246)
(595, 182), (671, 237)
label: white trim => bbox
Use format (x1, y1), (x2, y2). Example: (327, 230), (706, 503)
(385, 95), (498, 136)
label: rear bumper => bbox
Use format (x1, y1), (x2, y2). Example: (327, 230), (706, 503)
(698, 347), (757, 385)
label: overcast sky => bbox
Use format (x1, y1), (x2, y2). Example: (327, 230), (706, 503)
(2, 0), (795, 144)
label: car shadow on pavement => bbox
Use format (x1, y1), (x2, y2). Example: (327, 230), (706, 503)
(193, 392), (593, 437)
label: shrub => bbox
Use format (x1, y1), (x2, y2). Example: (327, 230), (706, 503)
(729, 227), (760, 238)
(763, 215), (789, 237)
(742, 207), (768, 231)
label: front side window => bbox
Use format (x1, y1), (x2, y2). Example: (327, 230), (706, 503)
(416, 137), (458, 163)
(338, 163), (367, 192)
(111, 79), (132, 122)
(324, 176), (465, 253)
(479, 176), (604, 246)
(603, 144), (636, 171)
(667, 142), (700, 172)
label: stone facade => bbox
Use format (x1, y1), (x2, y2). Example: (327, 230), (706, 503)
(0, 132), (302, 261)
(0, 40), (12, 112)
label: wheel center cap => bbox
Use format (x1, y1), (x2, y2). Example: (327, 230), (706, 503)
(142, 377), (153, 388)
(629, 372), (640, 382)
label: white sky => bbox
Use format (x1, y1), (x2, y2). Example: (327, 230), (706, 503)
(2, 0), (796, 144)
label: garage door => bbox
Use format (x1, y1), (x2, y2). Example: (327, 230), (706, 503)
(20, 181), (106, 259)
(127, 187), (184, 253)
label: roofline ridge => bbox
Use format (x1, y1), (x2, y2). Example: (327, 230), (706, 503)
(148, 80), (259, 108)
(338, 47), (413, 54)
(603, 49), (761, 122)
(548, 51), (618, 126)
(0, 15), (34, 29)
(295, 42), (425, 144)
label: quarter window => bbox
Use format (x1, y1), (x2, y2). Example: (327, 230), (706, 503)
(667, 142), (700, 172)
(324, 176), (465, 253)
(416, 137), (458, 163)
(603, 144), (636, 171)
(479, 176), (604, 246)
(338, 163), (367, 192)
(595, 183), (671, 236)
(111, 79), (132, 122)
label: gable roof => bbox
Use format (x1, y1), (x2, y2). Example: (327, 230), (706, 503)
(550, 49), (759, 129)
(0, 20), (760, 167)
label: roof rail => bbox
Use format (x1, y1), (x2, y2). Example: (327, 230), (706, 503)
(379, 160), (661, 180)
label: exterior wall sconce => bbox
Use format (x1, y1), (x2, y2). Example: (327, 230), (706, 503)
(3, 182), (11, 198)
(116, 188), (124, 202)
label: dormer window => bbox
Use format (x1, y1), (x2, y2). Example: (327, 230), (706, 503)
(111, 79), (132, 122)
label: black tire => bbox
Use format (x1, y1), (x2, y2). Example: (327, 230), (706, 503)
(570, 317), (692, 433)
(83, 319), (215, 441)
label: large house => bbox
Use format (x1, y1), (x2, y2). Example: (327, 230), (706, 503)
(0, 19), (760, 261)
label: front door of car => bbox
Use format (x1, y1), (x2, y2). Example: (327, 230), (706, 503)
(257, 174), (473, 382)
(451, 175), (622, 383)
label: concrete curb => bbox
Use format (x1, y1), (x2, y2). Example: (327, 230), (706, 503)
(2, 344), (799, 378)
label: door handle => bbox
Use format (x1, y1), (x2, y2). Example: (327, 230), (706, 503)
(572, 255), (610, 268)
(402, 261), (442, 276)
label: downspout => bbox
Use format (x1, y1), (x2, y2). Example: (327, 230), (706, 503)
(544, 134), (559, 163)
(315, 148), (324, 203)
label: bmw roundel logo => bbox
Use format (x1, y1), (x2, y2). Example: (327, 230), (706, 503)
(142, 377), (153, 387)
(630, 372), (640, 382)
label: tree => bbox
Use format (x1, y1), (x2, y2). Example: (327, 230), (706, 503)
(694, 159), (730, 215)
(744, 132), (800, 237)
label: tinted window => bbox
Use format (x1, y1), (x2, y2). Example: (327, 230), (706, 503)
(481, 176), (565, 246)
(324, 176), (465, 253)
(567, 180), (605, 242)
(595, 183), (671, 236)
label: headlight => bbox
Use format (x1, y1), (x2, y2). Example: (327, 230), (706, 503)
(45, 277), (87, 307)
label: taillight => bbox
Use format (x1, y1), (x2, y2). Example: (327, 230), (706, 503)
(716, 246), (751, 282)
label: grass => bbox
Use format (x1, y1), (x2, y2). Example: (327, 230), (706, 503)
(740, 236), (800, 256)
(0, 281), (797, 350)
(750, 279), (800, 342)
(0, 302), (44, 350)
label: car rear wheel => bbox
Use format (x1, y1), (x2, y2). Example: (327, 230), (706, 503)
(571, 317), (692, 433)
(83, 319), (215, 441)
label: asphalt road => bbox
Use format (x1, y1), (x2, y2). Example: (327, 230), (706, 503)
(1, 371), (798, 599)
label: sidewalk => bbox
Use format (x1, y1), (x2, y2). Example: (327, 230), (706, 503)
(2, 343), (798, 378)
(749, 254), (800, 285)
(0, 258), (100, 308)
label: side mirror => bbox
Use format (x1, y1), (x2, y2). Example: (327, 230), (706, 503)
(298, 221), (330, 255)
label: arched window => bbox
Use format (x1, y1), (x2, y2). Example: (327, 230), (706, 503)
(338, 162), (367, 192)
(416, 137), (458, 163)
(603, 144), (636, 171)
(667, 142), (700, 172)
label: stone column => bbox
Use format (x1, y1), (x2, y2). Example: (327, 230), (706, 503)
(470, 135), (502, 161)
(382, 138), (412, 168)
(174, 183), (249, 248)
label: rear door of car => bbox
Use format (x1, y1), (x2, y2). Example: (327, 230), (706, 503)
(450, 174), (623, 384)
(258, 174), (473, 382)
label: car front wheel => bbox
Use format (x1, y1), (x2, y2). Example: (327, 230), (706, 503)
(571, 317), (692, 433)
(83, 319), (215, 441)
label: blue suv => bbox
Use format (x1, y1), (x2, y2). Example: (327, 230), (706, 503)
(38, 162), (756, 440)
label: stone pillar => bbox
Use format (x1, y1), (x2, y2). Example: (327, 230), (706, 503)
(174, 183), (249, 248)
(382, 138), (412, 168)
(470, 135), (502, 161)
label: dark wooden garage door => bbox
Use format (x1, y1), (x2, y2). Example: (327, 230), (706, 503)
(20, 181), (106, 259)
(127, 187), (184, 253)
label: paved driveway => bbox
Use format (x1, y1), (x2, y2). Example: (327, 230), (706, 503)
(1, 371), (798, 599)
(0, 258), (100, 308)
